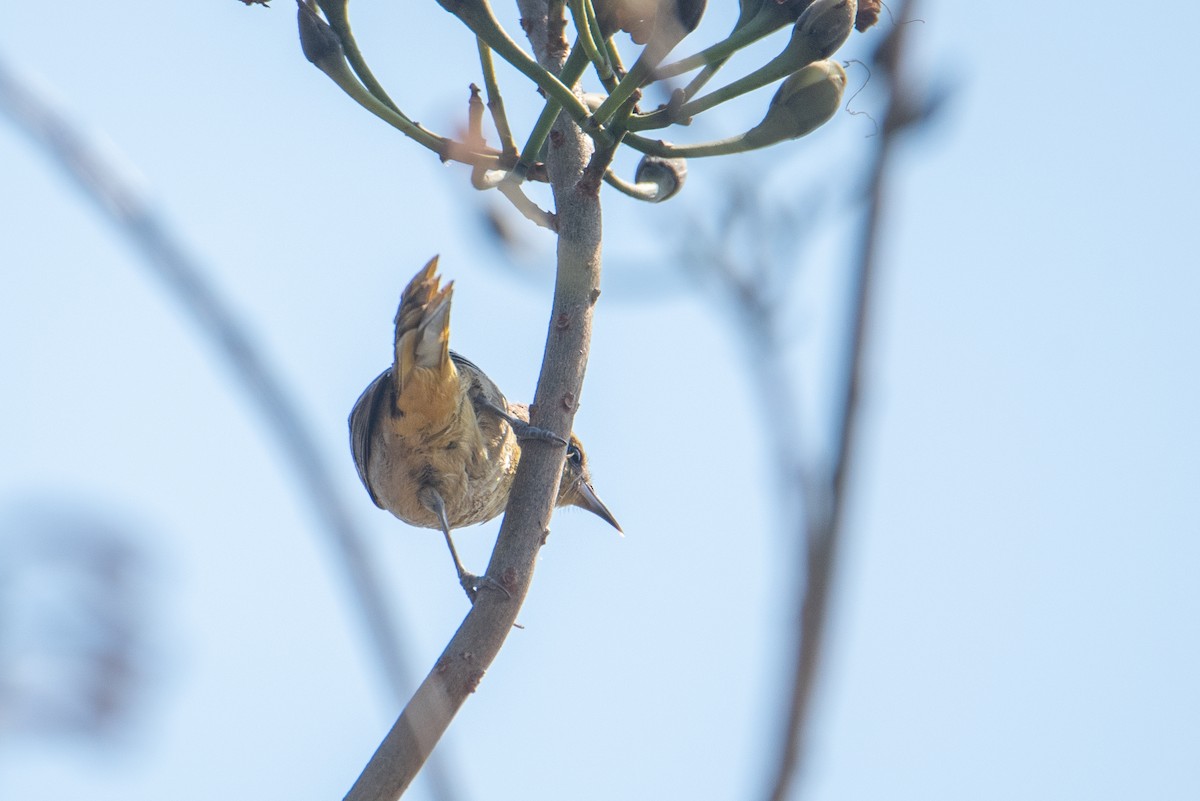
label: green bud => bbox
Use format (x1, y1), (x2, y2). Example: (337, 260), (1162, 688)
(782, 0), (856, 71)
(744, 59), (847, 148)
(297, 0), (343, 69)
(633, 155), (688, 202)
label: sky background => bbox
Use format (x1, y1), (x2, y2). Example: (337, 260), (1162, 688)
(2, 2), (1198, 800)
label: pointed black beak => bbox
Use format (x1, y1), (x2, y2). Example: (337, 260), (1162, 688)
(575, 480), (622, 534)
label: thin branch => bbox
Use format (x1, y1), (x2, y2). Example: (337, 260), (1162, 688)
(315, 0), (403, 113)
(342, 1), (608, 795)
(653, 4), (793, 81)
(765, 3), (920, 800)
(496, 179), (557, 230)
(434, 0), (595, 130)
(475, 39), (519, 158)
(0, 54), (461, 801)
(298, 2), (505, 169)
(466, 76), (555, 230)
(567, 0), (613, 82)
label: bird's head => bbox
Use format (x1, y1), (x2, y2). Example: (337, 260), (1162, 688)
(556, 435), (622, 533)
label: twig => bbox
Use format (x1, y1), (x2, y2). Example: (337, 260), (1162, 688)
(466, 78), (555, 230)
(0, 54), (460, 801)
(298, 2), (504, 171)
(496, 179), (557, 230)
(434, 0), (595, 130)
(315, 0), (402, 113)
(567, 0), (613, 81)
(475, 39), (518, 158)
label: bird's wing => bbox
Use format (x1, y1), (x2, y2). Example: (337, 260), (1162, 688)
(450, 350), (514, 440)
(348, 367), (391, 508)
(449, 351), (505, 406)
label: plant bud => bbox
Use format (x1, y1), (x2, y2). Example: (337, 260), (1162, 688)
(297, 0), (343, 68)
(633, 155), (688, 202)
(784, 0), (856, 69)
(744, 59), (846, 148)
(594, 0), (706, 45)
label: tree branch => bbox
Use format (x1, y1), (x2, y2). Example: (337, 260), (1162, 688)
(0, 52), (462, 801)
(765, 3), (921, 800)
(342, 1), (607, 797)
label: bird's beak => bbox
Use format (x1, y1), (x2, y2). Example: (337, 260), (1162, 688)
(574, 480), (622, 534)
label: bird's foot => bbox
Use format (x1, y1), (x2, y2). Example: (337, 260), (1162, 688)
(482, 401), (567, 446)
(508, 419), (567, 446)
(460, 571), (512, 603)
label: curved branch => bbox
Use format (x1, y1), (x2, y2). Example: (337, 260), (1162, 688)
(0, 54), (460, 801)
(342, 1), (609, 796)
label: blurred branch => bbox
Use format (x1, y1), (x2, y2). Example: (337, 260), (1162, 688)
(765, 3), (923, 800)
(0, 54), (460, 801)
(687, 3), (926, 799)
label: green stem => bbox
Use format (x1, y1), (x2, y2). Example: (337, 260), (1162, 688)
(654, 8), (790, 80)
(435, 0), (592, 127)
(681, 58), (727, 101)
(315, 48), (501, 164)
(628, 44), (806, 132)
(589, 47), (661, 126)
(568, 0), (613, 81)
(302, 2), (504, 166)
(316, 0), (401, 113)
(515, 43), (592, 179)
(476, 38), (518, 157)
(623, 131), (763, 159)
(604, 34), (627, 78)
(602, 169), (661, 201)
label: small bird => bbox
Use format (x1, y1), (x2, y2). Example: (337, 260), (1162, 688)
(349, 257), (620, 601)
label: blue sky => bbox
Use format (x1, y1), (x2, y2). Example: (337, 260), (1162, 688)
(2, 2), (1198, 800)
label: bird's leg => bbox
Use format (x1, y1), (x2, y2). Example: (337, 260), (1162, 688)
(481, 400), (567, 446)
(419, 486), (510, 603)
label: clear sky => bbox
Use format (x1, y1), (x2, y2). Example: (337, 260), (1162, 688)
(2, 3), (1198, 801)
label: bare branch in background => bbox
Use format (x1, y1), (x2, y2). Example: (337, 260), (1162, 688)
(0, 54), (461, 801)
(767, 4), (926, 798)
(688, 2), (929, 798)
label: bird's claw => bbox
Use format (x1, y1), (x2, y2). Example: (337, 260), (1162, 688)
(460, 571), (511, 603)
(481, 401), (567, 446)
(508, 419), (568, 447)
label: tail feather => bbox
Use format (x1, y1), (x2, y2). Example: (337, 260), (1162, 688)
(395, 256), (455, 386)
(414, 285), (453, 371)
(392, 257), (460, 425)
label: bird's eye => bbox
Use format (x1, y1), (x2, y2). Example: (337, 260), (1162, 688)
(566, 444), (582, 465)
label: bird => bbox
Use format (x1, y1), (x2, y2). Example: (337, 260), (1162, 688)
(349, 256), (620, 602)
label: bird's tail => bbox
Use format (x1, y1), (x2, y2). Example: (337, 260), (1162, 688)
(392, 256), (458, 426)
